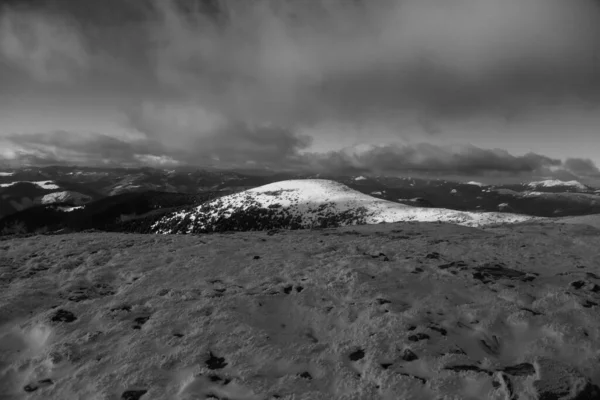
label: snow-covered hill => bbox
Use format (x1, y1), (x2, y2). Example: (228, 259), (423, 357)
(39, 191), (92, 205)
(527, 179), (589, 191)
(152, 180), (538, 234)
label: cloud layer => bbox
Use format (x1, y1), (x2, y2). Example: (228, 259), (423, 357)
(309, 143), (563, 176)
(3, 130), (598, 186)
(1, 0), (600, 179)
(1, 131), (173, 167)
(141, 0), (600, 128)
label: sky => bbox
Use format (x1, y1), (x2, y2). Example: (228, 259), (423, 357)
(0, 0), (600, 183)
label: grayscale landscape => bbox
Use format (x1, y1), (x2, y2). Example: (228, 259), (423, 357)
(1, 0), (600, 399)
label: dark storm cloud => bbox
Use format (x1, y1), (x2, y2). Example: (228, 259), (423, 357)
(564, 158), (600, 177)
(306, 144), (563, 176)
(2, 131), (174, 167)
(2, 0), (600, 170)
(0, 2), (90, 82)
(2, 126), (312, 169)
(4, 0), (600, 120)
(126, 102), (313, 167)
(143, 0), (600, 126)
(3, 130), (590, 183)
(188, 123), (313, 165)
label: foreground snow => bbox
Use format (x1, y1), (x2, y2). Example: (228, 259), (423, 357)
(152, 179), (538, 234)
(1, 223), (599, 399)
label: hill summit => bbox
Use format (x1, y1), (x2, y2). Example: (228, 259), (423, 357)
(151, 179), (537, 234)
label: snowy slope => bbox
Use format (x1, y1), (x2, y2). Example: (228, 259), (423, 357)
(527, 179), (589, 191)
(2, 224), (600, 399)
(152, 179), (538, 234)
(40, 191), (92, 205)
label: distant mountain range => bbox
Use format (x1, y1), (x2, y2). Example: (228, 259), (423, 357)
(1, 166), (599, 235)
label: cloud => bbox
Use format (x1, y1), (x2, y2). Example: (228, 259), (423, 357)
(1, 131), (174, 167)
(305, 143), (563, 176)
(125, 101), (313, 168)
(4, 128), (595, 185)
(2, 0), (600, 173)
(143, 0), (600, 129)
(563, 158), (600, 177)
(9, 0), (597, 121)
(1, 125), (312, 170)
(0, 5), (90, 82)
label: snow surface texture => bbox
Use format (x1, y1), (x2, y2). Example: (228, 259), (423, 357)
(0, 172), (15, 177)
(40, 191), (92, 206)
(1, 222), (600, 399)
(152, 180), (538, 234)
(527, 179), (589, 191)
(0, 181), (60, 190)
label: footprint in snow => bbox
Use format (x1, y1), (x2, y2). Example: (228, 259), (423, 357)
(349, 349), (365, 361)
(499, 363), (535, 376)
(570, 280), (600, 293)
(401, 349), (419, 361)
(208, 374), (231, 385)
(472, 263), (536, 284)
(110, 304), (132, 312)
(206, 352), (228, 370)
(407, 333), (430, 342)
(444, 365), (492, 375)
(132, 315), (150, 330)
(425, 252), (441, 260)
(61, 281), (116, 303)
(23, 379), (54, 392)
(281, 284), (304, 294)
(121, 390), (147, 400)
(50, 309), (77, 323)
(363, 252), (390, 261)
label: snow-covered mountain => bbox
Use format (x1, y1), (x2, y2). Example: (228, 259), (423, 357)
(39, 191), (92, 206)
(151, 179), (538, 234)
(527, 179), (590, 191)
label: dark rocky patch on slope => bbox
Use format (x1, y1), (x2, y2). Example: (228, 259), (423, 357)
(153, 196), (372, 234)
